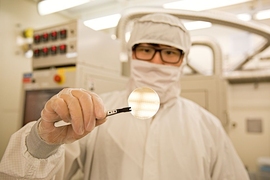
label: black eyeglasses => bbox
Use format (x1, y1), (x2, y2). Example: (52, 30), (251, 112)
(132, 45), (184, 64)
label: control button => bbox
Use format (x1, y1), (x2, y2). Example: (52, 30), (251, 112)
(59, 44), (67, 54)
(50, 45), (57, 55)
(50, 31), (58, 40)
(59, 29), (67, 39)
(54, 75), (62, 83)
(42, 33), (49, 42)
(34, 34), (41, 44)
(42, 47), (49, 56)
(33, 49), (40, 57)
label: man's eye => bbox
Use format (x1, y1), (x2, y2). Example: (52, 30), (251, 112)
(165, 50), (174, 54)
(138, 47), (152, 53)
(164, 50), (178, 55)
(144, 49), (152, 52)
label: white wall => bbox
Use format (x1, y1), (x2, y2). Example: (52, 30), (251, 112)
(0, 0), (71, 159)
(227, 82), (270, 173)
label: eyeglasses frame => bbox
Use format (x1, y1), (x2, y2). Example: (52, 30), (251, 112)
(132, 44), (185, 64)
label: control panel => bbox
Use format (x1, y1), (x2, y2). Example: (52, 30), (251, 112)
(32, 21), (78, 69)
(33, 29), (68, 57)
(23, 67), (76, 89)
(31, 20), (122, 75)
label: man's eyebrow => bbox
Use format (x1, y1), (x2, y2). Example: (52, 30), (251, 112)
(138, 43), (177, 49)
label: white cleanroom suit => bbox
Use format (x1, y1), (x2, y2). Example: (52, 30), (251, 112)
(0, 13), (250, 180)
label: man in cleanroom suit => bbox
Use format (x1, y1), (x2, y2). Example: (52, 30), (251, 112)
(0, 13), (250, 180)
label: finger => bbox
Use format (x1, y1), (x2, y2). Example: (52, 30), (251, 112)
(87, 92), (106, 119)
(85, 91), (106, 130)
(59, 93), (84, 135)
(96, 118), (107, 126)
(41, 96), (70, 123)
(63, 125), (92, 143)
(71, 89), (95, 132)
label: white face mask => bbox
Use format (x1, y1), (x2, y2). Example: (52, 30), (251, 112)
(128, 60), (181, 104)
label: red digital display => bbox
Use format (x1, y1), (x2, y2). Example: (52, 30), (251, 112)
(59, 44), (67, 53)
(59, 29), (67, 39)
(50, 31), (58, 40)
(50, 45), (57, 55)
(42, 33), (49, 42)
(34, 35), (41, 44)
(42, 47), (49, 56)
(33, 49), (40, 57)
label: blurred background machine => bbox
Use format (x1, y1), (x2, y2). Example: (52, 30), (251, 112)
(21, 20), (128, 126)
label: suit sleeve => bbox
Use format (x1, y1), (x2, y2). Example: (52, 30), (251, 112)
(0, 121), (65, 179)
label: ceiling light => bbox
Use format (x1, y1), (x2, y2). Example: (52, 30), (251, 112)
(237, 13), (252, 21)
(84, 14), (121, 31)
(184, 21), (212, 30)
(163, 0), (252, 11)
(254, 9), (270, 20)
(38, 0), (90, 16)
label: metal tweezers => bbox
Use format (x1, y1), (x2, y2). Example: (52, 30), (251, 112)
(54, 107), (132, 127)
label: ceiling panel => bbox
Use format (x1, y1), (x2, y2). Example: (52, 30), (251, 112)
(30, 0), (270, 24)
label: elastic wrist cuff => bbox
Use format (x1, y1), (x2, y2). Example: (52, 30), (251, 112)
(26, 120), (60, 159)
